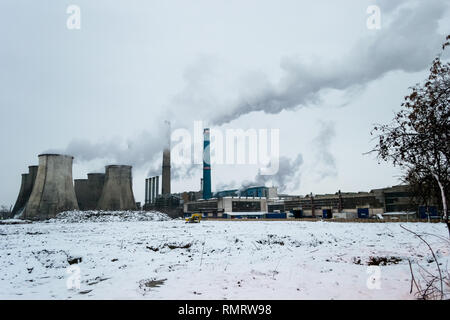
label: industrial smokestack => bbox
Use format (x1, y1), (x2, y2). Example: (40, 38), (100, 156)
(153, 177), (156, 202)
(75, 173), (105, 210)
(12, 165), (38, 216)
(203, 128), (212, 200)
(23, 154), (79, 220)
(146, 176), (160, 204)
(145, 177), (158, 205)
(97, 165), (136, 211)
(162, 120), (171, 195)
(145, 178), (149, 205)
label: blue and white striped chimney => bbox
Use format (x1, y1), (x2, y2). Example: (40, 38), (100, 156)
(202, 128), (212, 200)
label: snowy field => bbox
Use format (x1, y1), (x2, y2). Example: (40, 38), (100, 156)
(0, 212), (449, 300)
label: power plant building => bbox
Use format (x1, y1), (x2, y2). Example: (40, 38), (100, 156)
(184, 196), (268, 219)
(267, 185), (431, 219)
(277, 191), (385, 219)
(184, 184), (436, 220)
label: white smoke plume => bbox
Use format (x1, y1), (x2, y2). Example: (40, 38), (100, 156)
(240, 153), (304, 193)
(209, 0), (448, 124)
(312, 121), (337, 180)
(53, 0), (448, 184)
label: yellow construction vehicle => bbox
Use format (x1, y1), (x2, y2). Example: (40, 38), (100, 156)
(185, 213), (202, 223)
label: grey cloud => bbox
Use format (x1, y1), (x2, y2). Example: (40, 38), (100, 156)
(56, 0), (447, 180)
(211, 0), (448, 124)
(46, 127), (166, 174)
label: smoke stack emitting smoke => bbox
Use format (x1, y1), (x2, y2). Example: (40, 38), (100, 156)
(209, 0), (448, 125)
(203, 128), (212, 199)
(48, 0), (447, 189)
(240, 153), (304, 194)
(162, 120), (171, 195)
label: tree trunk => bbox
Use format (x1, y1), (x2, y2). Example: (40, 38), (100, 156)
(433, 174), (449, 238)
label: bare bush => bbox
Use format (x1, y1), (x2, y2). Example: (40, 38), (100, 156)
(402, 225), (450, 299)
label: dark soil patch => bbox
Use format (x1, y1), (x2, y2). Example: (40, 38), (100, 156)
(0, 220), (32, 225)
(139, 278), (167, 293)
(167, 243), (192, 250)
(353, 256), (402, 266)
(86, 276), (110, 286)
(256, 235), (286, 246)
(147, 243), (192, 251)
(79, 290), (93, 295)
(368, 256), (402, 266)
(67, 256), (82, 265)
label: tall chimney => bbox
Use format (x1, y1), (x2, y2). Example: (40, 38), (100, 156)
(162, 120), (171, 195)
(145, 178), (149, 205)
(155, 176), (159, 198)
(203, 128), (212, 200)
(152, 177), (156, 203)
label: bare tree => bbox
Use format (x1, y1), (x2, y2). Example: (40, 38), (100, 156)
(371, 35), (450, 236)
(402, 225), (449, 300)
(0, 205), (11, 220)
(403, 168), (449, 215)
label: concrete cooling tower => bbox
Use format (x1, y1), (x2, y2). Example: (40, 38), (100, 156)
(74, 173), (105, 210)
(97, 165), (136, 211)
(87, 173), (105, 209)
(12, 165), (38, 217)
(74, 179), (89, 210)
(23, 154), (79, 220)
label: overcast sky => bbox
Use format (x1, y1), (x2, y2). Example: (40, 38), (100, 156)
(1, 0), (449, 206)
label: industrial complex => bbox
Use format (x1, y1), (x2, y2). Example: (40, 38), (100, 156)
(141, 123), (441, 221)
(9, 122), (441, 221)
(12, 154), (137, 220)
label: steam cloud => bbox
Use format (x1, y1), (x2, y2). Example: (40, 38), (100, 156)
(312, 121), (337, 180)
(55, 0), (448, 185)
(241, 153), (304, 193)
(210, 0), (448, 124)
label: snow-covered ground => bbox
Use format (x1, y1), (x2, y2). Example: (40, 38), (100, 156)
(0, 212), (448, 300)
